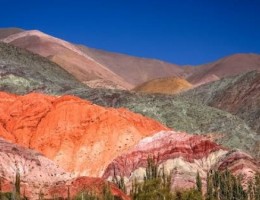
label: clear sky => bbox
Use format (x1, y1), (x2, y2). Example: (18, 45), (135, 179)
(1, 0), (260, 65)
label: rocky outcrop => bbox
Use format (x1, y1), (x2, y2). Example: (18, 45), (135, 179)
(103, 131), (259, 190)
(0, 137), (71, 197)
(215, 150), (259, 183)
(133, 77), (192, 94)
(0, 92), (167, 177)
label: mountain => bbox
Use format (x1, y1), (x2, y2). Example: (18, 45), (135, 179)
(0, 92), (167, 177)
(0, 42), (85, 94)
(177, 71), (260, 134)
(0, 42), (257, 157)
(0, 30), (131, 89)
(78, 45), (183, 87)
(2, 28), (260, 90)
(187, 53), (260, 86)
(0, 30), (259, 158)
(133, 76), (192, 94)
(0, 28), (183, 89)
(103, 130), (259, 190)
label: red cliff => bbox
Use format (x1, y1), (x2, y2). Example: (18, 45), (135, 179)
(0, 92), (168, 177)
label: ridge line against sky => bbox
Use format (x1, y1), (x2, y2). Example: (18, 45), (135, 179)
(1, 0), (260, 65)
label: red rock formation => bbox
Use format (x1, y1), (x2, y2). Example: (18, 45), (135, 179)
(0, 92), (168, 177)
(103, 131), (259, 190)
(215, 150), (259, 183)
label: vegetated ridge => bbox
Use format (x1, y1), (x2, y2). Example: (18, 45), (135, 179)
(177, 70), (260, 135)
(0, 42), (86, 94)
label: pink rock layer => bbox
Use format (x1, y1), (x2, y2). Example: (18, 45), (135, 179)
(103, 131), (259, 190)
(0, 137), (70, 198)
(0, 137), (129, 199)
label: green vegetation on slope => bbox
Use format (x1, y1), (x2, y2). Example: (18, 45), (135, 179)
(70, 88), (258, 158)
(177, 71), (260, 133)
(124, 157), (258, 200)
(0, 42), (86, 94)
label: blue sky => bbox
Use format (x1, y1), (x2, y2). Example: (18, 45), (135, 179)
(1, 0), (260, 65)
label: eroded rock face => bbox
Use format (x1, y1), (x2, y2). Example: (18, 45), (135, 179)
(103, 131), (259, 190)
(0, 138), (129, 199)
(215, 150), (259, 183)
(0, 137), (71, 198)
(0, 92), (168, 177)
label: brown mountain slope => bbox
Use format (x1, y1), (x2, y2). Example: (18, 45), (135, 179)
(0, 27), (24, 39)
(0, 30), (132, 89)
(0, 28), (183, 89)
(133, 76), (192, 94)
(78, 46), (183, 87)
(188, 53), (260, 85)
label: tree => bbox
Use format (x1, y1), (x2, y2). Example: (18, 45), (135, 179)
(67, 185), (71, 200)
(14, 171), (21, 200)
(206, 169), (247, 200)
(254, 172), (260, 200)
(102, 183), (115, 200)
(196, 171), (202, 194)
(130, 156), (173, 200)
(112, 165), (126, 193)
(206, 172), (214, 200)
(0, 176), (3, 200)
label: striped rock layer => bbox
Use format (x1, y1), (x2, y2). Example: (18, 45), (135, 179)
(103, 131), (259, 189)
